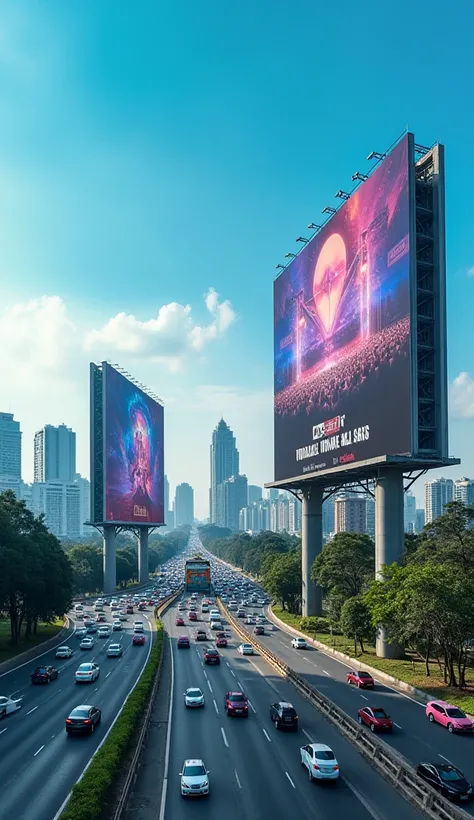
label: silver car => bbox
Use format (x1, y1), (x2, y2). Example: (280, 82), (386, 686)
(184, 688), (205, 708)
(180, 759), (209, 797)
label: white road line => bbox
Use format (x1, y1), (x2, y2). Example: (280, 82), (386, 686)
(225, 660), (230, 667)
(302, 728), (314, 742)
(213, 699), (219, 715)
(303, 657), (310, 662)
(360, 695), (368, 701)
(343, 773), (384, 820)
(235, 769), (242, 789)
(105, 672), (111, 679)
(221, 727), (229, 748)
(230, 669), (236, 677)
(207, 680), (213, 693)
(0, 728), (7, 735)
(248, 700), (256, 714)
(262, 728), (272, 742)
(438, 754), (452, 763)
(26, 706), (38, 715)
(247, 658), (281, 694)
(33, 745), (45, 757)
(285, 771), (295, 788)
(322, 669), (331, 676)
(237, 681), (244, 690)
(394, 723), (402, 729)
(203, 669), (208, 679)
(158, 637), (175, 820)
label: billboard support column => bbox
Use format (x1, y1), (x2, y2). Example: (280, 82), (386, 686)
(103, 525), (117, 595)
(375, 468), (404, 659)
(302, 486), (323, 617)
(138, 527), (149, 585)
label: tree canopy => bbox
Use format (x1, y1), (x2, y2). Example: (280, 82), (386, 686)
(311, 532), (374, 598)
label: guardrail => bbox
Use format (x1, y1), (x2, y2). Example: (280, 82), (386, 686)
(112, 586), (184, 820)
(217, 598), (472, 820)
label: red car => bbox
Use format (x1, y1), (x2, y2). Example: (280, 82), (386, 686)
(175, 617), (185, 626)
(216, 637), (228, 648)
(357, 706), (393, 732)
(203, 648), (220, 665)
(177, 635), (190, 649)
(188, 611), (198, 622)
(224, 691), (249, 717)
(133, 634), (146, 646)
(347, 670), (374, 689)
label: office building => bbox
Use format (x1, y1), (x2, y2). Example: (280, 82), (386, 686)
(0, 412), (22, 480)
(425, 477), (454, 524)
(174, 483), (194, 527)
(322, 495), (335, 539)
(454, 477), (474, 506)
(404, 491), (417, 533)
(32, 481), (82, 539)
(335, 495), (367, 534)
(209, 419), (239, 523)
(288, 496), (302, 534)
(415, 508), (425, 533)
(268, 488), (279, 502)
(219, 474), (247, 532)
(75, 474), (93, 535)
(366, 495), (375, 540)
(163, 474), (174, 528)
(248, 485), (263, 504)
(277, 496), (290, 532)
(34, 424), (76, 483)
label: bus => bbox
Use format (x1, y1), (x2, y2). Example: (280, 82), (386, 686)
(185, 557), (211, 593)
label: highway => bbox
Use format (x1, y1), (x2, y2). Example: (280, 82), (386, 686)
(0, 602), (154, 820)
(161, 597), (422, 820)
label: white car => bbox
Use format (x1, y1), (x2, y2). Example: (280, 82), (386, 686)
(107, 643), (123, 658)
(133, 621), (144, 633)
(76, 628), (87, 639)
(112, 621), (122, 631)
(0, 695), (23, 717)
(97, 626), (110, 638)
(55, 645), (74, 659)
(75, 662), (100, 683)
(300, 743), (339, 781)
(184, 687), (205, 708)
(80, 637), (95, 650)
(292, 638), (307, 650)
(180, 758), (209, 797)
(238, 643), (254, 656)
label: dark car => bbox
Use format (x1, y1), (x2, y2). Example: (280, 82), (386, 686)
(269, 701), (298, 731)
(224, 691), (249, 717)
(66, 704), (102, 735)
(177, 635), (190, 649)
(126, 606), (134, 614)
(254, 626), (265, 635)
(346, 670), (374, 689)
(417, 763), (473, 802)
(357, 706), (393, 733)
(31, 665), (59, 685)
(203, 648), (220, 665)
(132, 634), (146, 646)
(194, 630), (207, 641)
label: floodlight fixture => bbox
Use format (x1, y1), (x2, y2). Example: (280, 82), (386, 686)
(414, 143), (430, 155)
(335, 190), (350, 200)
(352, 171), (368, 182)
(307, 223), (321, 230)
(276, 263), (286, 270)
(367, 150), (386, 161)
(322, 206), (336, 215)
(296, 237), (309, 244)
(284, 252), (296, 259)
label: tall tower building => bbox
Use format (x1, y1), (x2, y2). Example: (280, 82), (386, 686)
(335, 495), (367, 534)
(248, 485), (263, 504)
(0, 412), (22, 482)
(404, 490), (417, 533)
(174, 483), (194, 527)
(209, 419), (239, 523)
(425, 477), (454, 524)
(322, 495), (335, 539)
(454, 477), (474, 506)
(221, 474), (248, 532)
(34, 424), (76, 483)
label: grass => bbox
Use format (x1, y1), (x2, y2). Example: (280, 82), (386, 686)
(272, 605), (474, 716)
(0, 618), (64, 665)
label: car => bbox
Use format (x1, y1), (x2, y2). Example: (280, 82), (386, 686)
(184, 687), (205, 707)
(188, 611), (198, 622)
(291, 637), (307, 650)
(416, 763), (473, 802)
(425, 701), (474, 733)
(238, 643), (254, 655)
(80, 637), (95, 650)
(224, 691), (249, 716)
(300, 743), (340, 781)
(75, 662), (100, 683)
(107, 643), (123, 658)
(119, 613), (128, 621)
(133, 634), (146, 646)
(346, 670), (374, 689)
(216, 636), (228, 648)
(97, 626), (111, 638)
(126, 605), (134, 614)
(112, 621), (122, 631)
(194, 630), (207, 641)
(179, 758), (209, 797)
(175, 617), (185, 626)
(0, 695), (23, 718)
(31, 665), (59, 684)
(254, 626), (265, 635)
(86, 623), (98, 634)
(246, 616), (256, 625)
(203, 647), (220, 664)
(95, 613), (106, 623)
(133, 621), (145, 633)
(177, 635), (190, 649)
(55, 645), (74, 659)
(237, 609), (246, 618)
(66, 704), (102, 735)
(76, 628), (87, 639)
(270, 701), (299, 731)
(357, 706), (393, 732)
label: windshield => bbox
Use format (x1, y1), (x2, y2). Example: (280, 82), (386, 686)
(446, 708), (466, 718)
(35, 667), (48, 673)
(439, 767), (463, 782)
(372, 709), (388, 718)
(183, 765), (205, 777)
(229, 694), (246, 702)
(187, 690), (202, 697)
(359, 672), (371, 678)
(79, 664), (93, 670)
(71, 708), (89, 718)
(315, 750), (336, 761)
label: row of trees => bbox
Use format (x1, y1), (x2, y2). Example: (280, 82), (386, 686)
(0, 491), (74, 644)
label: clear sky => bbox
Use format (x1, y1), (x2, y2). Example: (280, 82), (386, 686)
(0, 1), (473, 518)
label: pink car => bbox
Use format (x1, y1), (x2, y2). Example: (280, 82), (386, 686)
(426, 700), (474, 733)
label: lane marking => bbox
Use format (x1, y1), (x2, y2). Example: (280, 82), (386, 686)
(343, 773), (384, 820)
(26, 706), (38, 715)
(247, 658), (281, 694)
(33, 745), (45, 757)
(203, 669), (208, 679)
(439, 754), (452, 763)
(360, 695), (368, 701)
(213, 699), (219, 715)
(207, 680), (213, 693)
(105, 672), (111, 679)
(230, 669), (236, 677)
(285, 771), (295, 788)
(235, 769), (242, 789)
(221, 727), (229, 747)
(0, 728), (7, 735)
(248, 700), (256, 714)
(158, 632), (174, 820)
(322, 669), (331, 676)
(302, 728), (314, 742)
(303, 657), (310, 662)
(394, 723), (402, 729)
(237, 681), (244, 690)
(262, 728), (272, 742)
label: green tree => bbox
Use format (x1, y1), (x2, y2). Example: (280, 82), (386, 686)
(311, 532), (374, 598)
(409, 501), (474, 571)
(67, 544), (103, 593)
(340, 596), (373, 655)
(262, 550), (302, 613)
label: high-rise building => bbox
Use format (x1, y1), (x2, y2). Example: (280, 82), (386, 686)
(268, 488), (279, 502)
(164, 474), (174, 528)
(454, 477), (474, 506)
(32, 481), (82, 538)
(425, 477), (454, 524)
(366, 495), (375, 540)
(415, 508), (425, 533)
(34, 424), (76, 483)
(174, 483), (194, 527)
(209, 419), (239, 523)
(277, 496), (290, 532)
(404, 491), (417, 533)
(220, 474), (248, 532)
(248, 485), (263, 504)
(0, 412), (22, 481)
(75, 474), (93, 535)
(288, 496), (302, 534)
(322, 495), (335, 539)
(335, 495), (367, 534)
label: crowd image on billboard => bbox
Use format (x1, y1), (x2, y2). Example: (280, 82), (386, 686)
(105, 364), (164, 525)
(274, 136), (412, 482)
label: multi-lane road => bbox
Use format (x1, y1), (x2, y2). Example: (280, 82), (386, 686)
(161, 597), (422, 820)
(0, 603), (154, 820)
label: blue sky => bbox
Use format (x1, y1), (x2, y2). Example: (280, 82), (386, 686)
(0, 0), (473, 517)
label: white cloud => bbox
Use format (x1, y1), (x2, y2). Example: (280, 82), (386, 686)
(84, 288), (236, 368)
(450, 372), (474, 418)
(467, 267), (474, 278)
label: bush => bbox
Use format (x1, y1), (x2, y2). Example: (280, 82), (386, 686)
(300, 616), (330, 634)
(60, 623), (165, 820)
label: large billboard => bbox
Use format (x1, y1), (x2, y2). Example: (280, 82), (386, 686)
(185, 560), (211, 592)
(104, 364), (164, 525)
(274, 136), (412, 482)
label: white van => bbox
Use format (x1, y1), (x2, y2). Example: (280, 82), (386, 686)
(209, 610), (221, 622)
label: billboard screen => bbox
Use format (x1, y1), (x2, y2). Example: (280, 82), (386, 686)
(104, 364), (164, 525)
(274, 135), (412, 482)
(185, 561), (211, 592)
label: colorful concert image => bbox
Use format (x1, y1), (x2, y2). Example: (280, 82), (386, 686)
(274, 136), (412, 482)
(105, 364), (164, 525)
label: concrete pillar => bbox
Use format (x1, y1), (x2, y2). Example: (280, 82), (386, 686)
(302, 486), (323, 616)
(138, 527), (149, 585)
(103, 525), (116, 595)
(375, 468), (405, 658)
